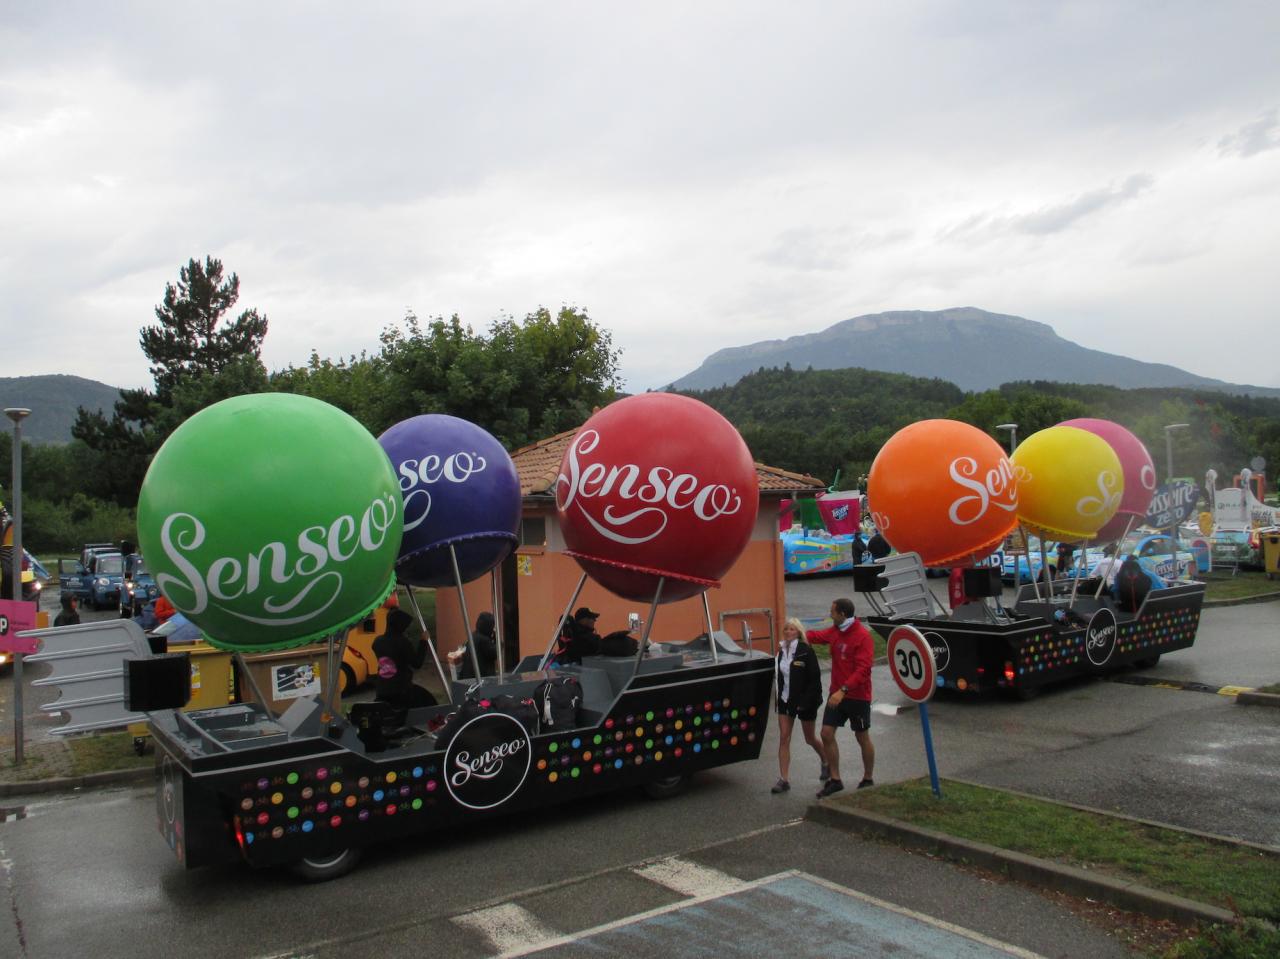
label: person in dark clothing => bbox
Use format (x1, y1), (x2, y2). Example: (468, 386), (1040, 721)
(456, 611), (498, 679)
(771, 617), (828, 794)
(54, 593), (81, 627)
(867, 530), (891, 561)
(1114, 555), (1153, 612)
(373, 609), (438, 710)
(557, 607), (603, 664)
(1054, 541), (1076, 581)
(850, 531), (868, 564)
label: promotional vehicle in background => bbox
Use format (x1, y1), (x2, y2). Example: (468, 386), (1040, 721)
(120, 554), (160, 618)
(59, 544), (126, 609)
(781, 530), (861, 575)
(1001, 537), (1104, 584)
(1121, 531), (1210, 580)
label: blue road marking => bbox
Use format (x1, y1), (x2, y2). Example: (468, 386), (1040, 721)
(513, 871), (1041, 958)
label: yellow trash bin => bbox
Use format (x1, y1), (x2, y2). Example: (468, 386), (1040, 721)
(1261, 528), (1280, 581)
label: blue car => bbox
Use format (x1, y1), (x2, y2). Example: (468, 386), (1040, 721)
(60, 544), (126, 610)
(1088, 532), (1208, 586)
(1002, 538), (1104, 584)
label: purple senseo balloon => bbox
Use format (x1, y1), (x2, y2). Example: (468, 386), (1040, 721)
(378, 414), (521, 586)
(1059, 418), (1157, 541)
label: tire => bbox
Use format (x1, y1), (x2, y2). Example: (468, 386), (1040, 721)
(292, 846), (363, 882)
(1132, 654), (1161, 669)
(339, 663), (357, 696)
(1009, 684), (1041, 702)
(642, 774), (691, 800)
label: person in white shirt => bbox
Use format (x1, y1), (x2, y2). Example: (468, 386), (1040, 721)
(772, 618), (828, 794)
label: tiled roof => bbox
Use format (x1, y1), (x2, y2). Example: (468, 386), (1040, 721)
(510, 428), (825, 498)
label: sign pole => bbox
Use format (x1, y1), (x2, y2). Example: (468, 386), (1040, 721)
(918, 702), (942, 798)
(5, 408), (31, 765)
(887, 624), (942, 799)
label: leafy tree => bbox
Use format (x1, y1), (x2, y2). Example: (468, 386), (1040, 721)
(275, 305), (623, 448)
(71, 257), (269, 506)
(140, 257), (268, 400)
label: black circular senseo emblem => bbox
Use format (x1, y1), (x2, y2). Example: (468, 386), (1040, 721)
(1085, 607), (1118, 667)
(923, 632), (950, 672)
(444, 712), (533, 811)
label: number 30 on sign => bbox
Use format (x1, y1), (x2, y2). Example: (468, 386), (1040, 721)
(887, 625), (937, 703)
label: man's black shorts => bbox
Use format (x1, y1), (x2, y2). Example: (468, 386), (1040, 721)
(821, 697), (871, 731)
(778, 700), (818, 722)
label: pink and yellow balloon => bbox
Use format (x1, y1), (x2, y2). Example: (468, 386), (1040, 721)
(1010, 425), (1123, 542)
(1058, 418), (1156, 541)
(867, 419), (1019, 567)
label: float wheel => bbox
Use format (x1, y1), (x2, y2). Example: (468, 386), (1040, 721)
(642, 775), (690, 800)
(292, 847), (363, 882)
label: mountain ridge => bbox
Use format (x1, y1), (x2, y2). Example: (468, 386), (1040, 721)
(670, 307), (1279, 397)
(0, 374), (122, 445)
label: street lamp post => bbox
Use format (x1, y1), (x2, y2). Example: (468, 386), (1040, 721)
(1163, 422), (1190, 583)
(5, 408), (31, 765)
(995, 423), (1018, 453)
(1163, 423), (1190, 482)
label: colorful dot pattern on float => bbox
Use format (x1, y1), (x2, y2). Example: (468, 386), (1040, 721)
(1115, 607), (1200, 658)
(535, 699), (761, 784)
(236, 763), (441, 846)
(1015, 607), (1201, 676)
(1017, 630), (1082, 676)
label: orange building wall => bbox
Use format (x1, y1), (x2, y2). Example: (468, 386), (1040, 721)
(436, 501), (787, 662)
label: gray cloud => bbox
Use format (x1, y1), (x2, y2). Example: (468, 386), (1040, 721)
(1218, 109), (1280, 157)
(942, 174), (1155, 243)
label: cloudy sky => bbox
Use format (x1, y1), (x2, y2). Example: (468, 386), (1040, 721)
(3, 2), (1279, 394)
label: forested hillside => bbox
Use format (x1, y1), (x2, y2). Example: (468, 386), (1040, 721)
(682, 367), (1280, 491)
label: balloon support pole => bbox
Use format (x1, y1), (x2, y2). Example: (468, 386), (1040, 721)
(233, 652), (270, 715)
(632, 577), (665, 680)
(449, 544), (484, 682)
(324, 628), (350, 722)
(700, 592), (719, 663)
(491, 571), (505, 678)
(1095, 515), (1138, 599)
(539, 573), (588, 671)
(919, 702), (942, 799)
(405, 584), (454, 704)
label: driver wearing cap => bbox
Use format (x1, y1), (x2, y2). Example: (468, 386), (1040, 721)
(558, 606), (603, 664)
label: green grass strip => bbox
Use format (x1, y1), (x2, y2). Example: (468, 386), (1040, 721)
(841, 779), (1280, 921)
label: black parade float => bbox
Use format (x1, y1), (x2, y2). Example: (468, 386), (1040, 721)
(119, 392), (773, 880)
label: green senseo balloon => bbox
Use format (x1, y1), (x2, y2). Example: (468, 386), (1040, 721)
(136, 393), (402, 652)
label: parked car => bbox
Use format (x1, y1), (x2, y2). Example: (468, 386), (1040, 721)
(119, 553), (160, 618)
(60, 544), (126, 609)
(1087, 532), (1207, 586)
(1002, 538), (1104, 584)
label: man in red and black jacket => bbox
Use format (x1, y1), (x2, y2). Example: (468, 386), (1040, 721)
(806, 597), (875, 797)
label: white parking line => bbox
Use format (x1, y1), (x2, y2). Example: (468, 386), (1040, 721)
(632, 856), (745, 898)
(453, 902), (560, 956)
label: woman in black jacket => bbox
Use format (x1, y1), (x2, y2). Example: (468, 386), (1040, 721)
(456, 611), (498, 679)
(772, 617), (829, 794)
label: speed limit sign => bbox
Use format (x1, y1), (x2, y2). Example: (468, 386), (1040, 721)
(887, 625), (937, 703)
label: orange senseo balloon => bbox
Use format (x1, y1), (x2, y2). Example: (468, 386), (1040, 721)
(867, 419), (1019, 567)
(1010, 426), (1123, 541)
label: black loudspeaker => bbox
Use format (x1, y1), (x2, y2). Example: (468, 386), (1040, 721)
(963, 567), (1002, 597)
(126, 653), (192, 712)
(852, 564), (888, 593)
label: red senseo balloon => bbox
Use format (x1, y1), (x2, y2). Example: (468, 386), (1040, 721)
(556, 393), (759, 603)
(867, 419), (1018, 567)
